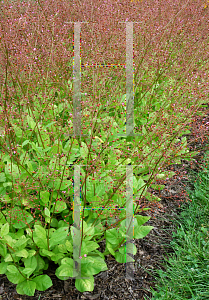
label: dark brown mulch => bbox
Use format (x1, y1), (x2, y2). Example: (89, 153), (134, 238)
(0, 104), (208, 300)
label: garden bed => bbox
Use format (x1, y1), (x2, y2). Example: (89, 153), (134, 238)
(0, 1), (209, 298)
(0, 105), (208, 300)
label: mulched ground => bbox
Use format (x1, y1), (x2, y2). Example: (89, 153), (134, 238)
(0, 104), (208, 300)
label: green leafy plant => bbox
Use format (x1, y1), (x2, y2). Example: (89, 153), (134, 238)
(0, 0), (208, 296)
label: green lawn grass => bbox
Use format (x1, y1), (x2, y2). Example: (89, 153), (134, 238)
(144, 142), (209, 300)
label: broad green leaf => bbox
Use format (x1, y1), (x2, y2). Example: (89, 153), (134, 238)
(16, 281), (26, 295)
(63, 139), (72, 151)
(40, 249), (54, 257)
(89, 249), (105, 260)
(13, 124), (23, 138)
(40, 191), (50, 205)
(0, 172), (6, 182)
(82, 177), (94, 198)
(23, 279), (36, 296)
(0, 244), (7, 257)
(43, 207), (50, 217)
(59, 180), (72, 191)
(32, 275), (53, 291)
(57, 244), (67, 253)
(50, 218), (58, 227)
(55, 263), (78, 278)
(78, 241), (88, 256)
(1, 223), (9, 237)
(118, 244), (137, 255)
(15, 229), (24, 239)
(60, 257), (74, 265)
(50, 179), (72, 191)
(70, 226), (80, 240)
(27, 249), (36, 258)
(13, 235), (28, 251)
(49, 158), (57, 171)
(33, 225), (48, 250)
(107, 153), (118, 166)
(50, 199), (67, 214)
(25, 228), (32, 238)
(93, 221), (104, 236)
(134, 178), (147, 196)
(34, 225), (46, 238)
(25, 161), (34, 174)
(133, 176), (139, 192)
(27, 115), (36, 130)
(0, 262), (9, 274)
(103, 175), (114, 185)
(137, 178), (146, 190)
(4, 253), (13, 262)
(7, 265), (18, 274)
(120, 93), (126, 104)
(58, 220), (69, 228)
(95, 184), (109, 198)
(8, 232), (17, 240)
(114, 251), (135, 263)
(49, 228), (57, 239)
(7, 207), (34, 229)
(134, 215), (151, 226)
(22, 140), (30, 147)
(44, 216), (50, 224)
(49, 227), (69, 249)
(106, 242), (115, 256)
(22, 268), (35, 276)
(83, 224), (95, 240)
(88, 195), (100, 206)
(6, 270), (25, 284)
(30, 142), (43, 156)
(65, 240), (73, 252)
(134, 225), (154, 239)
(15, 249), (29, 258)
(51, 253), (65, 262)
(106, 228), (119, 245)
(35, 255), (45, 272)
(84, 241), (99, 253)
(123, 158), (132, 165)
(5, 163), (20, 179)
(80, 142), (88, 159)
(3, 182), (12, 188)
(3, 235), (14, 247)
(75, 275), (94, 292)
(81, 256), (108, 276)
(24, 257), (37, 273)
(44, 119), (56, 129)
